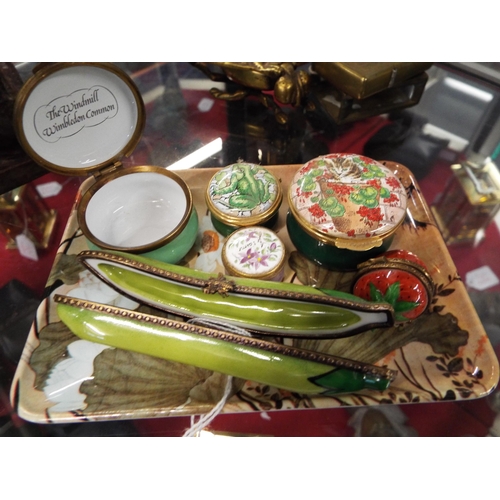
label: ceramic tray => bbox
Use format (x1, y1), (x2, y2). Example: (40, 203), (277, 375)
(11, 163), (500, 423)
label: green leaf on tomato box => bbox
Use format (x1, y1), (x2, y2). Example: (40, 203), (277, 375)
(368, 281), (418, 322)
(369, 282), (385, 302)
(384, 282), (400, 306)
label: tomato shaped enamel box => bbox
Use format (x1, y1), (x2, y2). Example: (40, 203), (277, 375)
(352, 250), (435, 322)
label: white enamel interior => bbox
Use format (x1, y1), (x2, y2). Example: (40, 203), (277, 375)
(85, 172), (187, 248)
(21, 65), (139, 170)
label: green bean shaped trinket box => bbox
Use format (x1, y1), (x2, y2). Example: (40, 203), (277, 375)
(77, 250), (394, 339)
(55, 294), (397, 396)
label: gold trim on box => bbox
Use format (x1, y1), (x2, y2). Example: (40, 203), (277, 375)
(77, 166), (193, 253)
(287, 194), (403, 252)
(206, 191), (282, 228)
(205, 169), (283, 228)
(53, 293), (398, 380)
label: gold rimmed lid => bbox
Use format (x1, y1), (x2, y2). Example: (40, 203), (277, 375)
(221, 226), (286, 280)
(13, 62), (145, 177)
(205, 163), (282, 227)
(288, 153), (407, 251)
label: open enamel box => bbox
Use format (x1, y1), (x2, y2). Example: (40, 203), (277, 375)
(13, 62), (198, 263)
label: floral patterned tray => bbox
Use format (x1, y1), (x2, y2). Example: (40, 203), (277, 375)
(11, 163), (500, 423)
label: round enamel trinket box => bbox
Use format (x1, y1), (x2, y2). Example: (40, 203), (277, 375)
(222, 226), (286, 281)
(205, 162), (282, 237)
(287, 153), (407, 270)
(352, 249), (435, 322)
(14, 62), (198, 264)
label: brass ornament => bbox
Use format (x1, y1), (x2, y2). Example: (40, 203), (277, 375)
(191, 62), (432, 125)
(191, 62), (310, 124)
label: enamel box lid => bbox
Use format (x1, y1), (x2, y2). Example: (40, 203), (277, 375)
(288, 153), (407, 251)
(14, 62), (145, 176)
(222, 226), (286, 280)
(206, 163), (282, 227)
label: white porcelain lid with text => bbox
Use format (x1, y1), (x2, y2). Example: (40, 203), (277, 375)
(14, 63), (145, 176)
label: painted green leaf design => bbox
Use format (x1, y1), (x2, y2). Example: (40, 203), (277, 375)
(360, 165), (385, 179)
(367, 282), (418, 321)
(384, 282), (400, 306)
(326, 204), (345, 217)
(369, 282), (385, 302)
(31, 305), (244, 416)
(361, 186), (378, 199)
(394, 301), (418, 322)
(301, 181), (316, 192)
(350, 192), (364, 204)
(319, 197), (338, 210)
(395, 301), (419, 313)
(380, 187), (390, 198)
(364, 198), (379, 208)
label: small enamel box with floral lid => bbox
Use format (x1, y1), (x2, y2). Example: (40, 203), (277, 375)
(222, 226), (286, 281)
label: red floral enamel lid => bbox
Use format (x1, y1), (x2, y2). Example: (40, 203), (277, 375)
(288, 153), (407, 251)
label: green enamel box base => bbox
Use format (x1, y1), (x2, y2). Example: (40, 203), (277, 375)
(88, 209), (199, 264)
(210, 210), (279, 237)
(286, 211), (393, 271)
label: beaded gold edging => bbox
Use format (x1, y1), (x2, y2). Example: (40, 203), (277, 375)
(54, 294), (397, 380)
(78, 250), (394, 316)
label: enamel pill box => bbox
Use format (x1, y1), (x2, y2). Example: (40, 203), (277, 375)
(222, 226), (286, 281)
(205, 162), (282, 236)
(287, 153), (408, 270)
